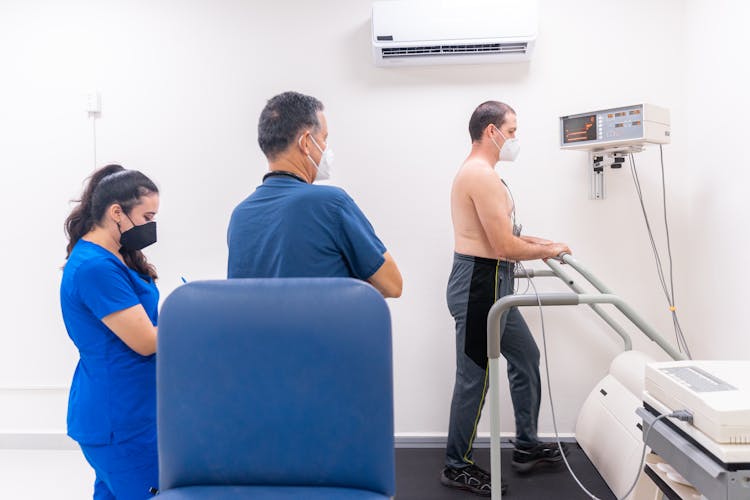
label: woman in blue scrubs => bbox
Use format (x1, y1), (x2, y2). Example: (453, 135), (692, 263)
(61, 164), (161, 499)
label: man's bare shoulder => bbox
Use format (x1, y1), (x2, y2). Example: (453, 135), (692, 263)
(455, 159), (503, 190)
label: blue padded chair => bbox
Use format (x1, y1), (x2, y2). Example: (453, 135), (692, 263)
(156, 278), (395, 499)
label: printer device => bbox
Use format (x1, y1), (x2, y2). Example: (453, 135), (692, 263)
(643, 360), (750, 466)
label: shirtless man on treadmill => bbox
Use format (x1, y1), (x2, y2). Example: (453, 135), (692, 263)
(441, 100), (572, 497)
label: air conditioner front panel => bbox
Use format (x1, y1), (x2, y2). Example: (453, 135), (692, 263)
(371, 0), (537, 66)
(372, 0), (536, 43)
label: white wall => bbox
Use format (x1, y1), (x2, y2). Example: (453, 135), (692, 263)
(679, 0), (750, 359)
(2, 0), (744, 461)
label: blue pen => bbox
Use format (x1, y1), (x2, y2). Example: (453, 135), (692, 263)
(181, 276), (188, 284)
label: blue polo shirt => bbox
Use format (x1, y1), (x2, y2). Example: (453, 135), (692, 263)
(60, 239), (159, 445)
(227, 175), (386, 280)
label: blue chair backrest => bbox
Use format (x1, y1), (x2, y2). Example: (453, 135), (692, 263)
(157, 278), (395, 496)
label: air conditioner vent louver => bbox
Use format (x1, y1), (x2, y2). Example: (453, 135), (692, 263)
(381, 42), (527, 59)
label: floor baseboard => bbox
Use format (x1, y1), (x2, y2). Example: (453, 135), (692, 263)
(0, 432), (78, 450)
(0, 431), (578, 451)
(395, 433), (577, 448)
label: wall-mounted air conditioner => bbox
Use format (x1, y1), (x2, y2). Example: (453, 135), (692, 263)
(371, 0), (537, 67)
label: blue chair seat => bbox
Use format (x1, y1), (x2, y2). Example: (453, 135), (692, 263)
(157, 485), (391, 499)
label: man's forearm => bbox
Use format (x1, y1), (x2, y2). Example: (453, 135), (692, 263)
(521, 235), (552, 245)
(496, 237), (555, 262)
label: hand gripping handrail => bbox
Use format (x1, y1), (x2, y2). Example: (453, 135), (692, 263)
(487, 256), (687, 499)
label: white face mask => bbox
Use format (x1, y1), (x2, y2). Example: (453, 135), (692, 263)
(490, 127), (520, 162)
(307, 135), (334, 181)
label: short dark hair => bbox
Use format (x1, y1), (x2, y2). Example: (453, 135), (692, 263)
(257, 91), (324, 160)
(468, 101), (516, 142)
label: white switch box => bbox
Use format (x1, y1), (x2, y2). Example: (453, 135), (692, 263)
(86, 92), (101, 114)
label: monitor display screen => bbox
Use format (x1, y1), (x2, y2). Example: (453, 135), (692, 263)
(563, 114), (597, 144)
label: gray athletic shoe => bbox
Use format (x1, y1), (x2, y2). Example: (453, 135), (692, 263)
(440, 464), (507, 496)
(511, 442), (569, 473)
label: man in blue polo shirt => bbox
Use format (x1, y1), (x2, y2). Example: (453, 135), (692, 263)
(227, 91), (402, 298)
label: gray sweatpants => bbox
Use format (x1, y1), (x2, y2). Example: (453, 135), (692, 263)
(445, 253), (541, 468)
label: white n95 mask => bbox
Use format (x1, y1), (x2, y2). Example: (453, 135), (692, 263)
(309, 136), (334, 182)
(491, 127), (520, 162)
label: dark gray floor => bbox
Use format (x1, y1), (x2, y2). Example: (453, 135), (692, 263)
(395, 444), (616, 500)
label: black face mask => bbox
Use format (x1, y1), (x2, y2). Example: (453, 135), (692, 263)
(119, 214), (157, 251)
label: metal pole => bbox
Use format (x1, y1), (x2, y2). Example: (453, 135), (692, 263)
(486, 292), (580, 499)
(487, 293), (580, 358)
(557, 255), (685, 361)
(560, 254), (614, 294)
(485, 290), (685, 498)
(513, 269), (557, 279)
(489, 357), (502, 500)
(545, 259), (633, 351)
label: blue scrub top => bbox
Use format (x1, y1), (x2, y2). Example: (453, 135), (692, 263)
(227, 175), (387, 279)
(60, 239), (159, 445)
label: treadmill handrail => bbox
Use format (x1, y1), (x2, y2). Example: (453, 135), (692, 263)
(518, 261), (634, 352)
(553, 253), (684, 361)
(560, 253), (613, 294)
(487, 293), (686, 361)
(486, 258), (686, 499)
